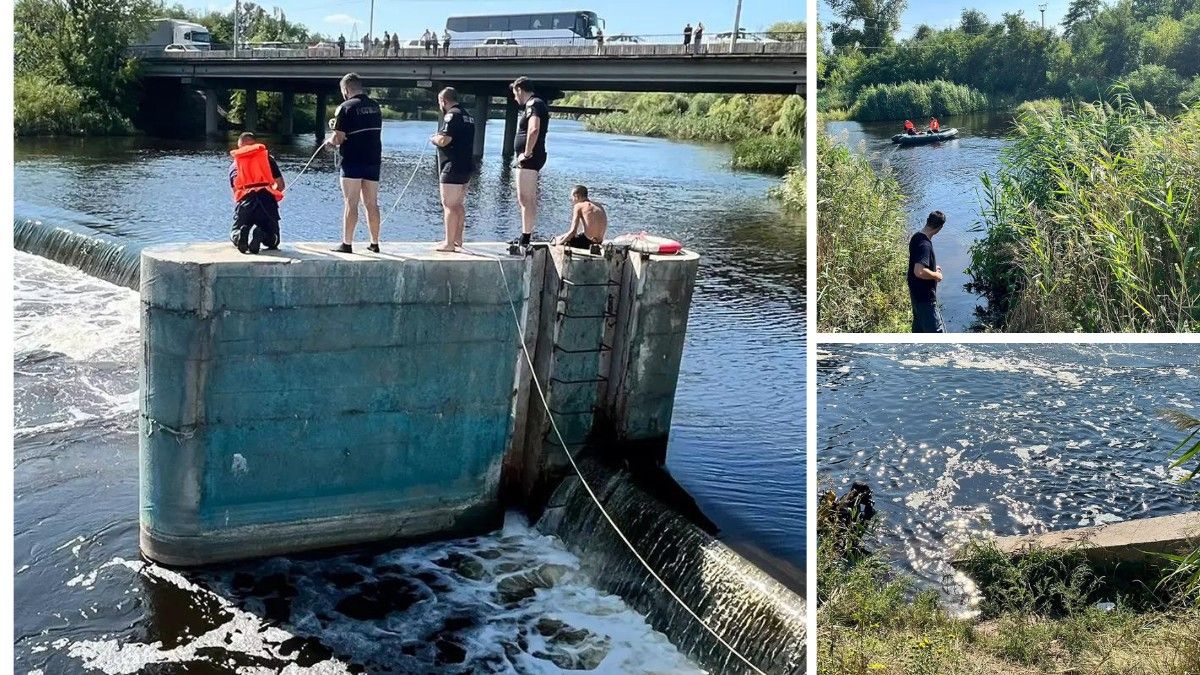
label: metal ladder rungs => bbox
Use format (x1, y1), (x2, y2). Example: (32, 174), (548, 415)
(553, 343), (612, 355)
(550, 375), (608, 385)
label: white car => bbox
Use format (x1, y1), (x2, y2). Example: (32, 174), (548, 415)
(481, 36), (518, 46)
(163, 43), (201, 53)
(607, 34), (642, 44)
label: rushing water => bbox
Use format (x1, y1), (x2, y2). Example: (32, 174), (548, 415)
(818, 343), (1200, 606)
(824, 113), (1014, 331)
(13, 119), (805, 672)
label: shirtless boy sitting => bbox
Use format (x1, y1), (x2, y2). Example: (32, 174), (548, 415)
(554, 185), (607, 250)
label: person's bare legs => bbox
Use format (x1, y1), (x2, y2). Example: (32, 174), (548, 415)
(516, 168), (539, 236)
(361, 179), (381, 245)
(438, 183), (466, 252)
(340, 177), (362, 245)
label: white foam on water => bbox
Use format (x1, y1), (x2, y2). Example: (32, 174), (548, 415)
(13, 252), (140, 363)
(895, 348), (1086, 387)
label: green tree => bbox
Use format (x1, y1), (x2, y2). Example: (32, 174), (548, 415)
(826, 0), (907, 51)
(1064, 0), (1102, 35)
(765, 20), (805, 41)
(960, 8), (990, 35)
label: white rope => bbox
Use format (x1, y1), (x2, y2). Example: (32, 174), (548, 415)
(281, 142), (329, 194)
(379, 143), (433, 228)
(488, 253), (768, 675)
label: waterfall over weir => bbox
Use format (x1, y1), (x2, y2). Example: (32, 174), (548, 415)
(538, 457), (806, 675)
(14, 216), (143, 291)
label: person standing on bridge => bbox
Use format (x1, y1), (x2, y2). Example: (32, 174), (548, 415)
(337, 33), (345, 57)
(329, 73), (384, 254)
(683, 23), (693, 46)
(361, 34), (370, 54)
(693, 23), (704, 52)
(228, 132), (284, 255)
(422, 29), (433, 53)
(510, 76), (549, 249)
(391, 32), (400, 56)
(442, 29), (451, 55)
(383, 31), (390, 52)
(429, 87), (475, 252)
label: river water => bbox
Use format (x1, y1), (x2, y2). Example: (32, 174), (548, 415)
(824, 113), (1014, 331)
(13, 119), (806, 672)
(818, 343), (1200, 607)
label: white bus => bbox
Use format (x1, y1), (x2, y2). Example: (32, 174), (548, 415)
(445, 11), (605, 46)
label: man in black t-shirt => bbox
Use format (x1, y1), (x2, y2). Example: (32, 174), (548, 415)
(907, 210), (947, 333)
(429, 87), (475, 252)
(510, 76), (549, 248)
(329, 72), (383, 253)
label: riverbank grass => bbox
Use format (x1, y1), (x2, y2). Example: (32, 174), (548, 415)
(819, 538), (1200, 674)
(816, 132), (911, 333)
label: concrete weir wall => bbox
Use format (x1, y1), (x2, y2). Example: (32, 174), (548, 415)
(139, 242), (698, 565)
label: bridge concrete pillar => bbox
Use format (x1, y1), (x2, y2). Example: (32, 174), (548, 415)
(204, 88), (219, 138)
(472, 94), (491, 161)
(280, 91), (295, 136)
(244, 88), (258, 132)
(315, 92), (329, 143)
(502, 97), (519, 157)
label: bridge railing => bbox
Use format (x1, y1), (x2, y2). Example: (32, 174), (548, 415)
(129, 31), (804, 59)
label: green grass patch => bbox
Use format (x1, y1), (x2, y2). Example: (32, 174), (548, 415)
(850, 80), (991, 122)
(15, 75), (134, 136)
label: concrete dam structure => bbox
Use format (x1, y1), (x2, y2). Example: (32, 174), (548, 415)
(138, 242), (698, 565)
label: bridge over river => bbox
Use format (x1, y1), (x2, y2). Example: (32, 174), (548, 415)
(136, 37), (805, 157)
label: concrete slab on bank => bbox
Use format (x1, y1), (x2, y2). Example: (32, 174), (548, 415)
(989, 511), (1200, 565)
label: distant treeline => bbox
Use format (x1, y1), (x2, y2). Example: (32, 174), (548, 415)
(562, 91), (805, 176)
(820, 0), (1200, 119)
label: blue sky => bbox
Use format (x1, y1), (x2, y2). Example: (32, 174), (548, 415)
(819, 0), (1072, 37)
(196, 0), (806, 41)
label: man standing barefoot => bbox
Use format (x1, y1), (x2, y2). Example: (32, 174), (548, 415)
(429, 87), (475, 252)
(908, 211), (947, 333)
(510, 76), (549, 249)
(329, 73), (383, 253)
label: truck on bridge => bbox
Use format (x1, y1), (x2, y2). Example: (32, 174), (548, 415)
(135, 18), (212, 52)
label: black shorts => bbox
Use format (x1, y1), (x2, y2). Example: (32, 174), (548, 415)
(566, 233), (596, 249)
(516, 152), (547, 172)
(439, 163), (472, 185)
(341, 163), (381, 181)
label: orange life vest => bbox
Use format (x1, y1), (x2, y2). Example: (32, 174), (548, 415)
(930, 118), (940, 132)
(230, 143), (284, 203)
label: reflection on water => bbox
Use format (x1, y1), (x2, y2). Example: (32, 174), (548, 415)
(824, 112), (1014, 331)
(14, 119), (805, 671)
(818, 344), (1200, 605)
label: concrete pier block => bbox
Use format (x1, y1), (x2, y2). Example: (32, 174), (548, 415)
(139, 241), (700, 564)
(204, 88), (219, 138)
(244, 88), (258, 132)
(472, 94), (490, 160)
(987, 511), (1200, 567)
(140, 243), (528, 565)
(502, 97), (519, 157)
(280, 90), (294, 136)
(315, 92), (329, 143)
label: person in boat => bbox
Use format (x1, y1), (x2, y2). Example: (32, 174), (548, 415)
(554, 185), (607, 250)
(903, 119), (917, 135)
(228, 132), (284, 255)
(429, 87), (475, 252)
(929, 117), (941, 133)
(907, 210), (946, 333)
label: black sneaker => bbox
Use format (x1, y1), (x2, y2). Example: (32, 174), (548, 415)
(332, 243), (353, 253)
(248, 225), (263, 254)
(367, 243), (380, 253)
(234, 228), (249, 254)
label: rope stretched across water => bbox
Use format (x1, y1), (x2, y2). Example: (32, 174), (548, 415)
(482, 252), (769, 675)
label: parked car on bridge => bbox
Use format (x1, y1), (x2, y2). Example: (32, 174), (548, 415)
(308, 41), (338, 52)
(163, 43), (202, 53)
(606, 34), (642, 44)
(481, 36), (519, 46)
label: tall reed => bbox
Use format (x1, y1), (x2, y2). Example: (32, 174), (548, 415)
(850, 80), (990, 122)
(969, 95), (1200, 332)
(817, 133), (911, 333)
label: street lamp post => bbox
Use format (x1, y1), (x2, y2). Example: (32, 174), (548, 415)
(730, 0), (743, 52)
(368, 0), (374, 54)
(233, 0), (240, 56)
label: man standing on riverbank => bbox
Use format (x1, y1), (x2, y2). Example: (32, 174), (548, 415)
(511, 76), (549, 248)
(429, 87), (474, 252)
(329, 73), (383, 253)
(228, 132), (284, 254)
(907, 211), (946, 333)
